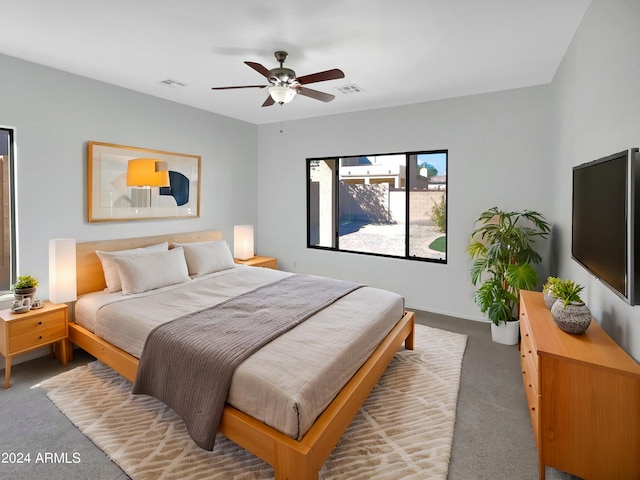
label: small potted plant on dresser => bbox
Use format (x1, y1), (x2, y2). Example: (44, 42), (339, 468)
(12, 275), (38, 301)
(542, 276), (562, 309)
(467, 207), (551, 345)
(549, 279), (592, 334)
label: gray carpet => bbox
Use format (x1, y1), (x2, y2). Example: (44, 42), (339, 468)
(0, 310), (579, 479)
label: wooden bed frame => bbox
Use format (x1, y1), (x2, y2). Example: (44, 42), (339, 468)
(67, 230), (415, 480)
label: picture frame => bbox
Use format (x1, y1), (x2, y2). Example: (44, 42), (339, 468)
(88, 141), (201, 222)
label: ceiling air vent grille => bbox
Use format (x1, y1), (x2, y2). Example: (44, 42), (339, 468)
(160, 78), (187, 88)
(335, 84), (363, 94)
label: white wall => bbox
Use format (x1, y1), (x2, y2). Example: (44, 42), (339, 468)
(4, 0), (638, 362)
(552, 0), (640, 360)
(257, 85), (556, 320)
(0, 53), (258, 302)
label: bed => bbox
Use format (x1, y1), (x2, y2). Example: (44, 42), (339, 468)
(67, 230), (415, 480)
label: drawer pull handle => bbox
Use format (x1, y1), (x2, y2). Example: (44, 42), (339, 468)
(38, 321), (42, 325)
(38, 335), (43, 340)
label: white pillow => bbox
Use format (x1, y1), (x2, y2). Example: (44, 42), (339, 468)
(113, 247), (190, 295)
(174, 240), (236, 277)
(96, 242), (168, 292)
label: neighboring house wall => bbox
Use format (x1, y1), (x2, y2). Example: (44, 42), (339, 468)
(340, 183), (393, 225)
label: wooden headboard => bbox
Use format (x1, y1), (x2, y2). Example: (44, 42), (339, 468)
(76, 230), (223, 296)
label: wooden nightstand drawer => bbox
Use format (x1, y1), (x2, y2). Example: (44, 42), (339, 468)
(10, 323), (66, 354)
(8, 309), (66, 336)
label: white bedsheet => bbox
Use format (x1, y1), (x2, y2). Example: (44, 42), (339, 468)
(74, 266), (405, 439)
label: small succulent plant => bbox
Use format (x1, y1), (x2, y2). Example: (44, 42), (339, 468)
(12, 275), (39, 290)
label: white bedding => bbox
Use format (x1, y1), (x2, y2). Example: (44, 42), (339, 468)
(74, 265), (405, 439)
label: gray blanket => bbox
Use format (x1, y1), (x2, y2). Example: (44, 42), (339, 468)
(132, 274), (363, 450)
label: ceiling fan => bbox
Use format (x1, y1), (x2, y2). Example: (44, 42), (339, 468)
(212, 51), (345, 107)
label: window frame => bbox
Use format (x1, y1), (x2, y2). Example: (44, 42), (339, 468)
(306, 149), (448, 264)
(0, 127), (17, 293)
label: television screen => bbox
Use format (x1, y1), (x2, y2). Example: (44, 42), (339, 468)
(572, 148), (639, 304)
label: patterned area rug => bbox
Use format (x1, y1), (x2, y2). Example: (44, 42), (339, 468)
(40, 324), (467, 480)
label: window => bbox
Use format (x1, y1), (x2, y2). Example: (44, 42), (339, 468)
(0, 128), (16, 291)
(307, 150), (447, 262)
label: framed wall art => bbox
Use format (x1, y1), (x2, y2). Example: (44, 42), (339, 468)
(88, 141), (201, 222)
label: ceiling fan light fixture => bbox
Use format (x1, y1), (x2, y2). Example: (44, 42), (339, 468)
(268, 85), (296, 104)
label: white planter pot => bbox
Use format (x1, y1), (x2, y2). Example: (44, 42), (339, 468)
(490, 320), (520, 345)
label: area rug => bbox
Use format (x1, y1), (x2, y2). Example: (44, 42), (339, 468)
(40, 324), (467, 480)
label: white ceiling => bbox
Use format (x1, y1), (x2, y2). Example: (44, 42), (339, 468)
(0, 0), (590, 125)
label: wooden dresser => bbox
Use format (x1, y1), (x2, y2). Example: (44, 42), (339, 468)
(519, 290), (640, 480)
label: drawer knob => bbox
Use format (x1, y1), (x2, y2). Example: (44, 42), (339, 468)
(38, 321), (42, 325)
(38, 335), (42, 340)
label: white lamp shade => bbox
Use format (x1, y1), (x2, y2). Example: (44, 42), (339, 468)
(268, 85), (296, 104)
(49, 238), (77, 304)
(234, 225), (254, 260)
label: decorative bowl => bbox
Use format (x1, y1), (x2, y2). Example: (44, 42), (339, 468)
(10, 305), (31, 314)
(550, 300), (592, 334)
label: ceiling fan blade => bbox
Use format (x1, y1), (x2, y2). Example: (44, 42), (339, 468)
(211, 85), (267, 90)
(262, 95), (275, 107)
(296, 68), (345, 85)
(245, 61), (272, 79)
(297, 87), (335, 102)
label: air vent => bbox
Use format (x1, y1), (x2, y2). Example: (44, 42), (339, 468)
(160, 78), (187, 88)
(335, 84), (364, 94)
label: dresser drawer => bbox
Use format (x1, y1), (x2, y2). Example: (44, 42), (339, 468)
(8, 309), (66, 336)
(521, 354), (540, 438)
(9, 323), (66, 354)
(520, 317), (539, 373)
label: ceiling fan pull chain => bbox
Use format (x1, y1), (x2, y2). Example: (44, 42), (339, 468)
(279, 104), (284, 133)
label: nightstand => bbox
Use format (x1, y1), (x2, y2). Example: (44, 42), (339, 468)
(0, 301), (69, 388)
(234, 256), (278, 269)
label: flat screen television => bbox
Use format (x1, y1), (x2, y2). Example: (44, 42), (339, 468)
(572, 148), (640, 305)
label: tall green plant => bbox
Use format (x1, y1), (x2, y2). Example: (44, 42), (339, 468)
(467, 207), (550, 325)
(431, 195), (446, 232)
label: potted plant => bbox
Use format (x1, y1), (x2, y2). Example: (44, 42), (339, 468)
(542, 276), (562, 309)
(549, 279), (592, 334)
(467, 207), (550, 344)
(12, 275), (38, 300)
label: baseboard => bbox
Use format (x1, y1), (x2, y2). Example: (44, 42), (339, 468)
(0, 345), (50, 370)
(404, 304), (487, 323)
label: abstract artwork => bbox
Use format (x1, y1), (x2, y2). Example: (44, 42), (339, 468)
(88, 141), (201, 222)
